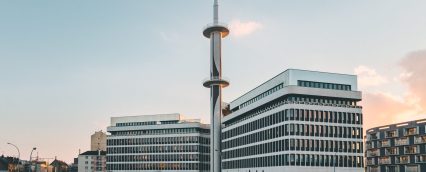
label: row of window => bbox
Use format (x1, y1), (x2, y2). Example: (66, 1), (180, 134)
(223, 154), (363, 169)
(223, 123), (362, 149)
(368, 136), (426, 150)
(223, 139), (362, 159)
(107, 145), (209, 154)
(298, 80), (352, 91)
(225, 95), (361, 128)
(110, 128), (209, 137)
(116, 121), (158, 127)
(106, 163), (208, 171)
(287, 95), (358, 106)
(368, 136), (426, 151)
(368, 154), (426, 165)
(368, 144), (426, 157)
(368, 165), (420, 172)
(368, 126), (425, 141)
(106, 154), (209, 162)
(223, 108), (362, 140)
(238, 83), (284, 109)
(107, 136), (209, 146)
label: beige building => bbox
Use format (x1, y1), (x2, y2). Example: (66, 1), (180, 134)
(91, 131), (106, 151)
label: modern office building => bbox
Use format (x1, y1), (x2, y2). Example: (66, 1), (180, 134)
(91, 131), (107, 151)
(365, 119), (426, 172)
(221, 69), (364, 172)
(106, 113), (210, 171)
(78, 150), (107, 172)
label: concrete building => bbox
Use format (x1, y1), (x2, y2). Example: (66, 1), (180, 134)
(221, 69), (364, 172)
(106, 113), (210, 171)
(78, 150), (106, 172)
(91, 131), (107, 151)
(366, 119), (426, 172)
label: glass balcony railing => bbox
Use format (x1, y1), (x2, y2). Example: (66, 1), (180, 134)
(385, 148), (398, 155)
(385, 130), (398, 138)
(395, 137), (409, 146)
(414, 135), (426, 144)
(368, 149), (380, 157)
(378, 157), (391, 165)
(366, 159), (375, 165)
(415, 155), (426, 163)
(404, 128), (417, 136)
(381, 140), (391, 147)
(396, 156), (410, 164)
(405, 146), (418, 154)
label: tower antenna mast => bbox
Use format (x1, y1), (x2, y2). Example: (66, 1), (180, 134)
(202, 0), (229, 172)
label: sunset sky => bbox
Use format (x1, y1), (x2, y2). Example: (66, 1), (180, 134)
(1, 0), (426, 163)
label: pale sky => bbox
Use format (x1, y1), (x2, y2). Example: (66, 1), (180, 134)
(1, 0), (426, 163)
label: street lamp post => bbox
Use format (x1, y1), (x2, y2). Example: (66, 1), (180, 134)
(29, 148), (36, 172)
(334, 149), (342, 172)
(7, 143), (20, 172)
(6, 143), (20, 160)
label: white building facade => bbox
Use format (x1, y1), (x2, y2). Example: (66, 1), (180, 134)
(106, 114), (210, 172)
(78, 150), (107, 172)
(222, 69), (364, 172)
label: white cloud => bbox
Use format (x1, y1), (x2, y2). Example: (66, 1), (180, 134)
(160, 31), (179, 42)
(354, 65), (388, 89)
(228, 20), (263, 37)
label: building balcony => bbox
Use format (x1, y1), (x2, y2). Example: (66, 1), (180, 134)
(368, 133), (379, 140)
(395, 137), (409, 146)
(385, 130), (398, 138)
(404, 127), (418, 136)
(381, 139), (391, 147)
(415, 155), (426, 163)
(378, 158), (391, 165)
(367, 149), (380, 157)
(414, 135), (426, 144)
(395, 156), (410, 164)
(385, 148), (398, 156)
(404, 146), (419, 154)
(366, 159), (376, 165)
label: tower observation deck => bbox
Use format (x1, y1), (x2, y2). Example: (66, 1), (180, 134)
(202, 0), (229, 172)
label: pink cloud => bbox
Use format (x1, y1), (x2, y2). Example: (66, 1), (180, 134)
(361, 50), (426, 131)
(362, 92), (416, 131)
(228, 20), (263, 37)
(400, 50), (426, 110)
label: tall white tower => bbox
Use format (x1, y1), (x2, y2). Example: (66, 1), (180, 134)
(202, 0), (229, 172)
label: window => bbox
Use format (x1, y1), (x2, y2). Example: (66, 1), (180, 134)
(381, 139), (391, 147)
(369, 166), (379, 172)
(405, 165), (419, 172)
(414, 135), (426, 144)
(368, 149), (380, 157)
(379, 157), (391, 165)
(395, 137), (409, 146)
(405, 146), (419, 154)
(385, 147), (398, 155)
(404, 127), (418, 136)
(386, 130), (398, 138)
(396, 156), (410, 164)
(386, 166), (399, 172)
